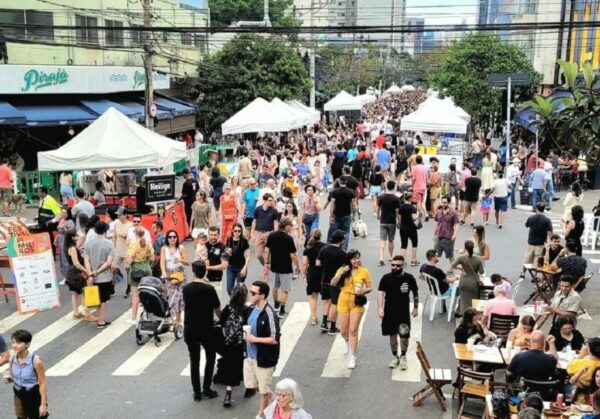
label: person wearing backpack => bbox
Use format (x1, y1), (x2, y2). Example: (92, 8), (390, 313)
(218, 284), (251, 408)
(3, 329), (49, 418)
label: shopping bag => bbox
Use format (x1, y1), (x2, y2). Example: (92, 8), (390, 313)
(83, 285), (101, 308)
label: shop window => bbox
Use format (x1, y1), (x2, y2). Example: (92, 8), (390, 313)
(130, 23), (143, 45)
(0, 9), (25, 38)
(0, 9), (54, 40)
(105, 19), (123, 46)
(75, 14), (98, 44)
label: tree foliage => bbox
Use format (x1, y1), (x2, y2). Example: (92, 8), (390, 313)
(208, 0), (300, 28)
(198, 34), (311, 133)
(429, 33), (542, 123)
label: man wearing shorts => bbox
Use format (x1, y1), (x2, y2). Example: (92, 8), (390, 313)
(377, 180), (401, 266)
(244, 281), (280, 419)
(112, 206), (131, 296)
(241, 179), (260, 238)
(84, 221), (115, 329)
(410, 155), (428, 218)
(427, 157), (442, 218)
(461, 168), (481, 226)
(264, 217), (299, 319)
(316, 230), (347, 334)
(251, 193), (278, 278)
(434, 196), (460, 270)
(377, 255), (419, 370)
(520, 203), (553, 278)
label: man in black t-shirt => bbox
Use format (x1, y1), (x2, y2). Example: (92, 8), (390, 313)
(264, 217), (299, 319)
(182, 261), (222, 401)
(377, 255), (419, 370)
(180, 168), (200, 229)
(377, 180), (401, 266)
(316, 230), (347, 334)
(507, 330), (557, 383)
(521, 203), (553, 277)
(205, 226), (228, 295)
(329, 176), (356, 251)
(461, 168), (481, 226)
(251, 193), (279, 278)
(419, 249), (452, 296)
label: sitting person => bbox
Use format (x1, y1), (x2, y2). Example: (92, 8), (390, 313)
(519, 393), (544, 414)
(483, 285), (517, 327)
(541, 233), (563, 269)
(419, 249), (457, 297)
(490, 273), (512, 298)
(567, 338), (600, 404)
(551, 241), (587, 290)
(507, 330), (558, 384)
(518, 407), (541, 419)
(454, 307), (497, 344)
(550, 315), (585, 352)
(545, 275), (583, 335)
(507, 315), (535, 349)
(591, 390), (600, 419)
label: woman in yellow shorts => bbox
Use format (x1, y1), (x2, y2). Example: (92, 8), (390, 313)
(331, 250), (372, 370)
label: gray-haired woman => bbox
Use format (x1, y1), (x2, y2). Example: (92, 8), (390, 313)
(264, 378), (312, 419)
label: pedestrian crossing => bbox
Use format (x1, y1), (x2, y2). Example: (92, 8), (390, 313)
(0, 301), (424, 383)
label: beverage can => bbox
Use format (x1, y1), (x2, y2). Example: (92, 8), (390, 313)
(556, 393), (564, 406)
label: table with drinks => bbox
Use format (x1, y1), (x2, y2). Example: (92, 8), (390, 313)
(484, 394), (595, 419)
(453, 342), (505, 366)
(470, 299), (548, 321)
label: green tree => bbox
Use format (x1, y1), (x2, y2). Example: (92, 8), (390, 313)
(525, 95), (569, 150)
(198, 34), (311, 133)
(208, 0), (300, 28)
(429, 33), (542, 124)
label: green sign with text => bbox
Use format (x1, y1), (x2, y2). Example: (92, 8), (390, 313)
(21, 68), (69, 92)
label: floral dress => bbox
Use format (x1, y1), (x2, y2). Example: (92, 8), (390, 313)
(164, 247), (185, 312)
(220, 193), (238, 244)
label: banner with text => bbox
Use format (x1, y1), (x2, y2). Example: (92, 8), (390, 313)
(145, 174), (176, 203)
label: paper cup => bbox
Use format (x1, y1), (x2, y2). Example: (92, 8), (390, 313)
(506, 341), (513, 352)
(242, 325), (251, 335)
(467, 338), (475, 351)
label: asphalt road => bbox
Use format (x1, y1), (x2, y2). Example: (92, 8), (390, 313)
(0, 191), (598, 419)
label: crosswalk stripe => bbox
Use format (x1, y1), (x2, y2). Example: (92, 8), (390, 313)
(180, 351), (222, 377)
(321, 302), (369, 378)
(112, 332), (176, 376)
(274, 302), (311, 377)
(0, 311), (35, 333)
(392, 303), (423, 383)
(583, 250), (600, 255)
(47, 310), (133, 376)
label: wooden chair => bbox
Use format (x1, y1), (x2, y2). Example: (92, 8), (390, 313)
(412, 341), (453, 412)
(574, 273), (592, 293)
(456, 366), (493, 418)
(521, 378), (560, 401)
(488, 313), (520, 345)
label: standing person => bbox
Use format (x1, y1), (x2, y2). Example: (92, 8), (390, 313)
(264, 218), (299, 319)
(55, 207), (75, 282)
(111, 207), (131, 296)
(378, 255), (419, 370)
(126, 226), (154, 324)
(458, 161), (472, 212)
(58, 171), (73, 204)
(507, 158), (522, 209)
(451, 240), (484, 314)
(410, 155), (428, 219)
(520, 203), (553, 278)
(302, 229), (326, 325)
(160, 230), (190, 325)
(377, 180), (401, 266)
(446, 163), (460, 210)
(204, 226), (229, 296)
(251, 193), (279, 280)
(0, 158), (14, 216)
(492, 171), (511, 228)
(219, 284), (251, 408)
(563, 182), (583, 222)
(480, 151), (496, 190)
(427, 159), (442, 218)
(150, 220), (165, 278)
(239, 149), (253, 187)
(83, 221), (115, 329)
(563, 205), (585, 256)
(179, 168), (200, 230)
(225, 223), (250, 296)
(36, 186), (61, 235)
(316, 230), (347, 334)
(329, 176), (356, 251)
(299, 184), (321, 244)
(529, 162), (547, 210)
(2, 330), (49, 419)
(461, 169), (482, 226)
(219, 183), (239, 244)
(398, 192), (420, 267)
(241, 179), (260, 238)
(182, 260), (221, 402)
(71, 188), (94, 231)
(244, 281), (281, 419)
(264, 379), (313, 419)
(189, 190), (212, 239)
(330, 250), (372, 369)
(369, 165), (385, 216)
(64, 230), (92, 321)
(434, 196), (461, 270)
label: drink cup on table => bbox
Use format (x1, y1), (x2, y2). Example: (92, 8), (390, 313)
(467, 338), (475, 351)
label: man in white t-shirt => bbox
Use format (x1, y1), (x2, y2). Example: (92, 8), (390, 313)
(258, 179), (277, 206)
(506, 158), (522, 209)
(492, 172), (511, 228)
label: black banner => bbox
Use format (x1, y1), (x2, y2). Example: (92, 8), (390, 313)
(145, 175), (175, 203)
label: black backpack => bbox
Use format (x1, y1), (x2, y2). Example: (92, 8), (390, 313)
(492, 389), (509, 419)
(222, 308), (244, 346)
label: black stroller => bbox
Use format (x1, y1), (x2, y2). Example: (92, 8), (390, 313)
(136, 276), (184, 346)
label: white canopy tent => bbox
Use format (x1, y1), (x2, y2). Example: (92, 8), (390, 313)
(356, 93), (377, 105)
(383, 84), (402, 96)
(221, 98), (298, 135)
(37, 107), (187, 171)
(400, 99), (469, 134)
(285, 100), (320, 125)
(401, 85), (416, 92)
(441, 97), (471, 123)
(324, 90), (362, 112)
(271, 98), (310, 127)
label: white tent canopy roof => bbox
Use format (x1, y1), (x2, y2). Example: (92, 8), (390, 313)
(37, 107), (187, 171)
(324, 90), (362, 111)
(356, 93), (377, 105)
(418, 96), (471, 123)
(401, 84), (416, 91)
(400, 99), (468, 134)
(271, 98), (309, 127)
(383, 84), (402, 96)
(221, 97), (297, 135)
(285, 100), (320, 124)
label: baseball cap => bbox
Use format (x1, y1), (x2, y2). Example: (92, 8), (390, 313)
(116, 206), (125, 216)
(182, 168), (191, 175)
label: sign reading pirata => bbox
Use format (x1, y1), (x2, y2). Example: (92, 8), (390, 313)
(145, 174), (176, 203)
(5, 223), (60, 314)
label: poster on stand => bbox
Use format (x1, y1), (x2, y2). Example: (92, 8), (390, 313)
(145, 174), (176, 203)
(6, 224), (60, 314)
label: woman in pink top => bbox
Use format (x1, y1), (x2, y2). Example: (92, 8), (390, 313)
(410, 155), (428, 218)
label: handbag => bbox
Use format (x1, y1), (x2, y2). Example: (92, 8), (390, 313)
(130, 268), (146, 283)
(83, 285), (101, 308)
(65, 266), (86, 292)
(302, 213), (314, 225)
(354, 294), (367, 306)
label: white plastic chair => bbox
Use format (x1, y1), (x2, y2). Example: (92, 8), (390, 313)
(423, 273), (453, 322)
(581, 214), (594, 247)
(589, 216), (600, 251)
(511, 277), (524, 304)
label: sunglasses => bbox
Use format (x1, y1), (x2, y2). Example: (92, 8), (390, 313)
(168, 235), (177, 239)
(391, 264), (404, 267)
(233, 230), (242, 233)
(249, 291), (259, 296)
(133, 221), (141, 224)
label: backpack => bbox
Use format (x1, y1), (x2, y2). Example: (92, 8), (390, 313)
(492, 388), (509, 419)
(222, 308), (244, 346)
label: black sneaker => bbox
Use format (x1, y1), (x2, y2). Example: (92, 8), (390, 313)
(328, 326), (340, 335)
(378, 260), (384, 267)
(278, 308), (286, 318)
(274, 300), (280, 310)
(193, 393), (202, 402)
(320, 322), (329, 332)
(460, 220), (465, 225)
(202, 388), (218, 399)
(97, 321), (112, 329)
(243, 388), (257, 398)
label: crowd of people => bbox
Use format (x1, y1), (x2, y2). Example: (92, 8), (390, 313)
(1, 90), (599, 419)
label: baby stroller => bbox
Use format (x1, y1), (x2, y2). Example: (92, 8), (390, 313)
(136, 276), (184, 346)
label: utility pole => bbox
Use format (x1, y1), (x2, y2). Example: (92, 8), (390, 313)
(554, 0), (567, 86)
(142, 0), (154, 130)
(309, 49), (316, 109)
(565, 0), (576, 62)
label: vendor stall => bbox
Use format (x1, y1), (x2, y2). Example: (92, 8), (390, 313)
(221, 97), (300, 135)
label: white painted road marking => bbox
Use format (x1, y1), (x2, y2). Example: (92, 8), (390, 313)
(274, 302), (311, 377)
(47, 310), (133, 376)
(392, 303), (423, 382)
(0, 311), (35, 333)
(112, 332), (176, 376)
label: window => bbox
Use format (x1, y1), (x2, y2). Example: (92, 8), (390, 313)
(130, 23), (143, 45)
(162, 31), (170, 43)
(0, 9), (25, 38)
(105, 19), (123, 46)
(180, 32), (192, 45)
(194, 33), (206, 53)
(0, 9), (54, 40)
(75, 14), (98, 44)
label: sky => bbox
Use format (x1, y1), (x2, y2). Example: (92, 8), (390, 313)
(406, 0), (478, 25)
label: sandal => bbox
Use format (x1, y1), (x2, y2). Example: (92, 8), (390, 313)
(310, 318), (318, 326)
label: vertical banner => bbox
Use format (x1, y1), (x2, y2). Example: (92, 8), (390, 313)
(141, 201), (188, 243)
(6, 224), (60, 314)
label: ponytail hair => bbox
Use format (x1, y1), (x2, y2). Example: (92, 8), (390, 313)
(464, 240), (475, 257)
(306, 229), (322, 249)
(135, 226), (146, 248)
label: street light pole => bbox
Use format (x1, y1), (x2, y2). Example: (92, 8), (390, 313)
(142, 0), (154, 130)
(505, 76), (511, 177)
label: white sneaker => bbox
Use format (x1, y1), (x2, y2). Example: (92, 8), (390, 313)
(125, 319), (137, 325)
(388, 356), (400, 368)
(342, 340), (350, 355)
(399, 355), (408, 370)
(348, 355), (357, 369)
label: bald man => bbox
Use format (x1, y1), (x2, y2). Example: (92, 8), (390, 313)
(507, 330), (558, 382)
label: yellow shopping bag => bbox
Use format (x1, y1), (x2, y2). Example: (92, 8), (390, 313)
(83, 285), (101, 308)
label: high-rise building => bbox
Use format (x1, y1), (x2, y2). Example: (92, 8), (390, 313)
(404, 18), (424, 55)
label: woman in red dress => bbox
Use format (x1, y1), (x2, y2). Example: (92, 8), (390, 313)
(219, 183), (239, 244)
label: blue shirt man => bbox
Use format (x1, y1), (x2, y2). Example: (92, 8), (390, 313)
(530, 167), (546, 190)
(242, 181), (260, 233)
(347, 147), (358, 162)
(246, 307), (262, 359)
(376, 148), (391, 171)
